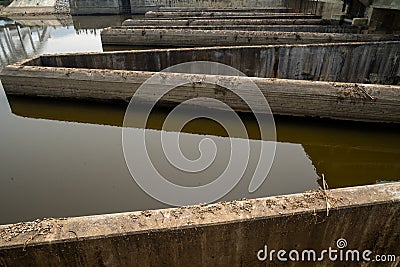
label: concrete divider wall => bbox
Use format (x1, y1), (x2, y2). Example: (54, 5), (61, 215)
(113, 25), (361, 34)
(89, 42), (400, 84)
(1, 48), (400, 123)
(144, 11), (308, 18)
(0, 183), (399, 266)
(100, 27), (399, 47)
(68, 0), (288, 14)
(121, 18), (332, 26)
(132, 0), (288, 9)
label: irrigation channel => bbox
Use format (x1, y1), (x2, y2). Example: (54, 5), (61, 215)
(0, 15), (398, 226)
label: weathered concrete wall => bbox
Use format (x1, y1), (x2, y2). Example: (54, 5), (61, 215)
(133, 0), (288, 8)
(157, 7), (290, 12)
(24, 42), (400, 84)
(115, 25), (361, 34)
(1, 43), (400, 123)
(22, 42), (400, 84)
(69, 0), (132, 15)
(144, 12), (321, 19)
(367, 7), (400, 33)
(122, 18), (332, 26)
(100, 27), (400, 47)
(68, 0), (289, 14)
(371, 0), (400, 10)
(0, 183), (399, 266)
(144, 11), (317, 18)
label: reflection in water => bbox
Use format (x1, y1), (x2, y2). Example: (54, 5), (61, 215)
(8, 94), (400, 190)
(0, 16), (133, 70)
(0, 85), (321, 225)
(0, 15), (145, 70)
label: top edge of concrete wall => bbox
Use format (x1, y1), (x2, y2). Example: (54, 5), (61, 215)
(0, 182), (399, 267)
(0, 182), (399, 244)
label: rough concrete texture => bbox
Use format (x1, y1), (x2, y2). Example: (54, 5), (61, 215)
(371, 0), (400, 10)
(136, 0), (287, 8)
(144, 11), (319, 18)
(67, 0), (288, 14)
(143, 13), (321, 19)
(122, 18), (333, 26)
(114, 25), (361, 34)
(18, 42), (400, 84)
(2, 0), (70, 15)
(0, 182), (399, 266)
(100, 28), (399, 47)
(1, 43), (400, 123)
(68, 0), (130, 15)
(157, 7), (291, 12)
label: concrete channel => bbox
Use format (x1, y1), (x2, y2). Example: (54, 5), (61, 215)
(0, 182), (399, 265)
(0, 4), (399, 266)
(1, 42), (399, 123)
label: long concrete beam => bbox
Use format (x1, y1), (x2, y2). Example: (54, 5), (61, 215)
(113, 25), (361, 34)
(144, 12), (322, 19)
(100, 28), (400, 47)
(122, 18), (332, 26)
(1, 57), (399, 123)
(0, 182), (399, 266)
(157, 7), (291, 12)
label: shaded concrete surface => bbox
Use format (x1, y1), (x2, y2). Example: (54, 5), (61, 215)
(67, 0), (288, 15)
(100, 27), (399, 47)
(0, 182), (399, 266)
(111, 25), (362, 33)
(141, 14), (322, 20)
(83, 42), (399, 85)
(144, 11), (321, 18)
(122, 18), (333, 26)
(1, 43), (400, 123)
(157, 7), (291, 12)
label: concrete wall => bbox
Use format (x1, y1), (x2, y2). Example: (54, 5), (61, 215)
(132, 0), (287, 9)
(23, 42), (400, 84)
(372, 0), (400, 10)
(100, 27), (399, 47)
(144, 11), (310, 18)
(69, 0), (128, 15)
(1, 43), (400, 123)
(122, 18), (331, 26)
(0, 183), (399, 266)
(68, 0), (288, 14)
(115, 25), (361, 34)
